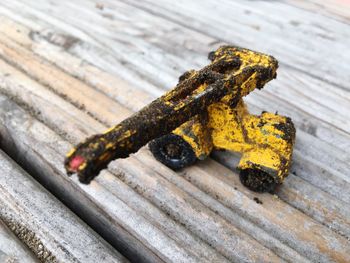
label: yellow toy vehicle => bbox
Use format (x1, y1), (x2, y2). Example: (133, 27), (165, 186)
(65, 46), (295, 192)
(150, 98), (295, 193)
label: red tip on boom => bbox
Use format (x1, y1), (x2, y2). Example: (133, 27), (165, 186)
(69, 155), (85, 172)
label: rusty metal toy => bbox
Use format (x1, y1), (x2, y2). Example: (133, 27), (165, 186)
(65, 46), (295, 192)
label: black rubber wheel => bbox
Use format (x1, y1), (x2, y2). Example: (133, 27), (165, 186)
(239, 168), (277, 193)
(149, 134), (197, 170)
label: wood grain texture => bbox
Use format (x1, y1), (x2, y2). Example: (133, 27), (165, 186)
(0, 49), (284, 263)
(3, 0), (347, 149)
(0, 150), (127, 263)
(121, 0), (350, 91)
(0, 1), (349, 262)
(0, 2), (349, 202)
(0, 28), (349, 262)
(286, 0), (350, 22)
(0, 220), (38, 263)
(1, 0), (349, 207)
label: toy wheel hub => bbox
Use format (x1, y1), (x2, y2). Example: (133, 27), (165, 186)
(164, 143), (182, 158)
(149, 134), (197, 170)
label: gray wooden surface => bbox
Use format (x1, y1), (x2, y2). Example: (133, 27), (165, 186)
(0, 219), (38, 263)
(0, 0), (349, 262)
(0, 149), (127, 263)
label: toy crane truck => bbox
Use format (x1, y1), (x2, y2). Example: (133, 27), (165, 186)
(65, 46), (296, 192)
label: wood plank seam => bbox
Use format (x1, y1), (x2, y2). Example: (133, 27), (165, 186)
(0, 4), (348, 262)
(0, 34), (348, 262)
(117, 0), (350, 92)
(0, 19), (348, 239)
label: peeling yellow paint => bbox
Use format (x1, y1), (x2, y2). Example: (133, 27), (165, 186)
(65, 46), (295, 187)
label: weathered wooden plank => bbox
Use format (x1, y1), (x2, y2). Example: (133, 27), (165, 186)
(2, 0), (350, 221)
(11, 0), (347, 103)
(0, 150), (127, 263)
(1, 1), (349, 161)
(0, 38), (349, 262)
(0, 29), (257, 260)
(120, 0), (350, 90)
(1, 0), (349, 146)
(0, 22), (344, 231)
(2, 0), (349, 113)
(103, 0), (350, 131)
(0, 58), (281, 262)
(0, 96), (210, 263)
(286, 0), (350, 22)
(211, 150), (350, 239)
(22, 25), (350, 208)
(2, 0), (348, 150)
(0, 27), (306, 261)
(0, 2), (348, 263)
(1, 11), (350, 209)
(0, 219), (38, 263)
